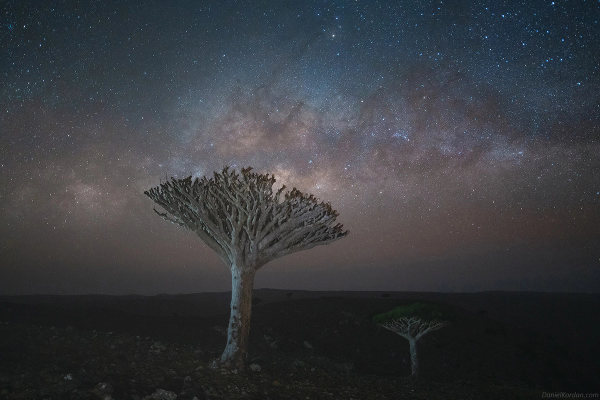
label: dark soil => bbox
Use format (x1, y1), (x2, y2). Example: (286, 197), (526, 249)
(0, 291), (597, 399)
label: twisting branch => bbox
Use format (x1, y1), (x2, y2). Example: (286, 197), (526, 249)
(144, 166), (349, 269)
(382, 317), (449, 341)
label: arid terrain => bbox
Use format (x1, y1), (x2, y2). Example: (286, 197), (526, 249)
(0, 290), (598, 399)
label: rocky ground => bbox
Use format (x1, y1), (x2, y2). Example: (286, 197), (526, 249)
(1, 293), (595, 399)
(0, 322), (538, 400)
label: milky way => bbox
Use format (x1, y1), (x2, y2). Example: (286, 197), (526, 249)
(1, 0), (599, 294)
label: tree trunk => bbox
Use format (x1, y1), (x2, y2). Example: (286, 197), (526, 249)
(408, 338), (419, 377)
(220, 266), (256, 369)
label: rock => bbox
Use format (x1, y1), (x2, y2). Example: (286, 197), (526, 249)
(249, 363), (261, 372)
(264, 335), (277, 348)
(150, 341), (167, 354)
(142, 388), (177, 400)
(335, 362), (354, 373)
(91, 382), (114, 399)
(210, 359), (230, 370)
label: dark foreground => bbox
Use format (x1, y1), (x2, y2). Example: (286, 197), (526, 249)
(0, 290), (598, 399)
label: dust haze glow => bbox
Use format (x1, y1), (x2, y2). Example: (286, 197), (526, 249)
(1, 0), (599, 294)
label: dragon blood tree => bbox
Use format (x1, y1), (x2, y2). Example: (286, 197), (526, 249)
(144, 167), (348, 369)
(373, 302), (451, 378)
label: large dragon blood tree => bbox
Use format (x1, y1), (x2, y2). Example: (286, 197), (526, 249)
(144, 167), (348, 369)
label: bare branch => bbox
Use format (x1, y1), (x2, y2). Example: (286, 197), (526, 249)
(381, 316), (449, 342)
(144, 167), (349, 269)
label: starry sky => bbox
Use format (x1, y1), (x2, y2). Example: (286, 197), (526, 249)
(1, 0), (599, 295)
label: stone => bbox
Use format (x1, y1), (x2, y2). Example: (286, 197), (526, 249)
(249, 363), (261, 372)
(142, 388), (177, 400)
(335, 362), (354, 373)
(91, 382), (114, 399)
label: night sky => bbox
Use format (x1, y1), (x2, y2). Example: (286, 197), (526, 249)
(1, 0), (599, 295)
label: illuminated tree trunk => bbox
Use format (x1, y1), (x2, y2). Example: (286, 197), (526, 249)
(220, 266), (256, 369)
(408, 338), (419, 377)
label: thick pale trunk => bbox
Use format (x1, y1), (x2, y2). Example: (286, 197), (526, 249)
(220, 267), (256, 369)
(408, 338), (419, 377)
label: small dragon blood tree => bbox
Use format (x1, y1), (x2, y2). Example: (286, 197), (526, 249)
(373, 302), (451, 378)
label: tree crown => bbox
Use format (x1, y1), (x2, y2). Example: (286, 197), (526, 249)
(372, 302), (454, 324)
(144, 167), (348, 268)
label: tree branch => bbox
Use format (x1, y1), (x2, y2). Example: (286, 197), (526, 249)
(144, 167), (349, 270)
(382, 317), (449, 341)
